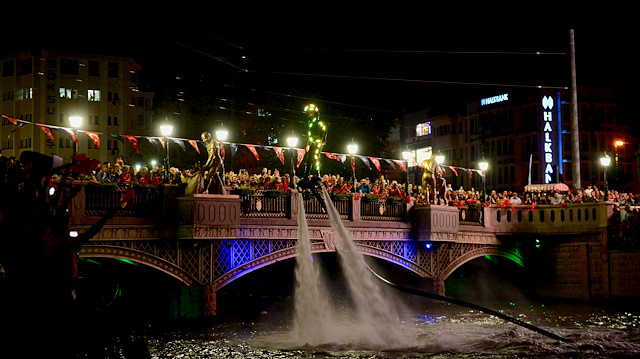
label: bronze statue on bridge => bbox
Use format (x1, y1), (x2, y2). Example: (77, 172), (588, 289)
(189, 131), (226, 195)
(420, 146), (448, 204)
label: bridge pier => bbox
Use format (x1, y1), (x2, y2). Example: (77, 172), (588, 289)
(204, 283), (217, 317)
(423, 278), (446, 296)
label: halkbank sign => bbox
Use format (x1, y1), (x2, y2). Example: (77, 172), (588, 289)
(541, 94), (562, 184)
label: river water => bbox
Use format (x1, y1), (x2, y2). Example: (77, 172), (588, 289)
(144, 300), (640, 359)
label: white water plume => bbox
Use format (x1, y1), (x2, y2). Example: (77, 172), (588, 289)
(292, 194), (334, 346)
(320, 187), (413, 349)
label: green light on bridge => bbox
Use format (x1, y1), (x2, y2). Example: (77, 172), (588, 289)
(535, 239), (541, 249)
(116, 258), (139, 266)
(79, 258), (102, 265)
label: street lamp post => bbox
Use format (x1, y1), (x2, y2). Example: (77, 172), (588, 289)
(69, 116), (82, 155)
(614, 140), (624, 186)
(160, 120), (173, 183)
(434, 153), (444, 202)
(600, 151), (611, 200)
(479, 159), (489, 201)
(347, 140), (358, 192)
(402, 150), (413, 197)
(287, 135), (298, 189)
(215, 124), (228, 186)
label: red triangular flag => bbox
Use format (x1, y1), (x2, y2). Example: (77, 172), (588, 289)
(158, 137), (165, 149)
(467, 168), (473, 178)
(63, 128), (79, 145)
(188, 139), (200, 154)
(352, 156), (356, 172)
(392, 160), (406, 172)
(324, 152), (340, 161)
(36, 124), (55, 144)
(273, 146), (285, 165)
(71, 154), (99, 175)
(296, 149), (305, 168)
(245, 144), (259, 161)
(3, 114), (17, 124)
(370, 157), (381, 172)
(123, 135), (140, 153)
(448, 166), (458, 176)
(84, 131), (100, 149)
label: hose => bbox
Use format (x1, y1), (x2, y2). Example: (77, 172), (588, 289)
(364, 262), (571, 343)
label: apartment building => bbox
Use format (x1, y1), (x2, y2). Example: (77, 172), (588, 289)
(1, 49), (154, 164)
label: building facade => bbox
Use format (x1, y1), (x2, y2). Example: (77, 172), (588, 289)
(1, 49), (154, 164)
(400, 87), (637, 194)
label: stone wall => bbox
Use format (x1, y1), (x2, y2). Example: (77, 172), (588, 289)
(609, 251), (640, 298)
(534, 237), (639, 300)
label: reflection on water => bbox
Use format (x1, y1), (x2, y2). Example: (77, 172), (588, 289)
(145, 299), (640, 359)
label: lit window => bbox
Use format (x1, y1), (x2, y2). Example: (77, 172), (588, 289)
(416, 122), (431, 137)
(88, 89), (101, 102)
(59, 88), (78, 99)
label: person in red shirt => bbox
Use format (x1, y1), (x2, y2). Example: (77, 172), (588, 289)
(331, 177), (347, 193)
(119, 165), (132, 184)
(388, 181), (404, 198)
(150, 172), (161, 186)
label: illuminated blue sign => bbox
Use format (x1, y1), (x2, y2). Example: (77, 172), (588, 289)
(481, 93), (509, 106)
(541, 95), (557, 183)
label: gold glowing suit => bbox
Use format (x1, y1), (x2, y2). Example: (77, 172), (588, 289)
(302, 104), (327, 177)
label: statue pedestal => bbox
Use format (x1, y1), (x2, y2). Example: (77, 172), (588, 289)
(412, 205), (459, 241)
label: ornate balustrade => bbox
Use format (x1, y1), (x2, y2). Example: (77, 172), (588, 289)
(458, 205), (483, 226)
(484, 202), (613, 234)
(83, 183), (160, 217)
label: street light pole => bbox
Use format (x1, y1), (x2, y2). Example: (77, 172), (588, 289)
(287, 134), (298, 190)
(160, 120), (173, 183)
(69, 116), (82, 156)
(347, 140), (358, 192)
(600, 151), (611, 200)
(479, 159), (489, 202)
(215, 124), (229, 186)
(402, 149), (413, 197)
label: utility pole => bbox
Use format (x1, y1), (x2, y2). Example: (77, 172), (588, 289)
(570, 29), (581, 189)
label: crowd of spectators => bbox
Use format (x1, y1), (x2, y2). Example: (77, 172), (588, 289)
(2, 151), (639, 249)
(83, 159), (640, 209)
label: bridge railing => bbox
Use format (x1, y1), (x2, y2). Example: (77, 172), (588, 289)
(360, 197), (406, 221)
(238, 191), (291, 218)
(459, 205), (483, 226)
(483, 202), (612, 234)
(239, 191), (407, 221)
(83, 183), (161, 217)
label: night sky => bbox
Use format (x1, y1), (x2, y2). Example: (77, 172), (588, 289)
(4, 9), (633, 131)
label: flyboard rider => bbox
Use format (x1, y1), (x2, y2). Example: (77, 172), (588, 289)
(297, 104), (328, 205)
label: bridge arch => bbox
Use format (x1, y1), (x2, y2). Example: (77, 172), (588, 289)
(211, 242), (432, 291)
(80, 245), (198, 285)
(438, 246), (524, 281)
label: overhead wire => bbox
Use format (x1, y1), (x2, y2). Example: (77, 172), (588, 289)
(145, 28), (570, 101)
(255, 71), (569, 90)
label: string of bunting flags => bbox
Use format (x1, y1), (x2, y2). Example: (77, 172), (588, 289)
(1, 113), (486, 178)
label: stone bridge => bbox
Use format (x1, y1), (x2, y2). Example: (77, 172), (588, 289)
(69, 183), (634, 315)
